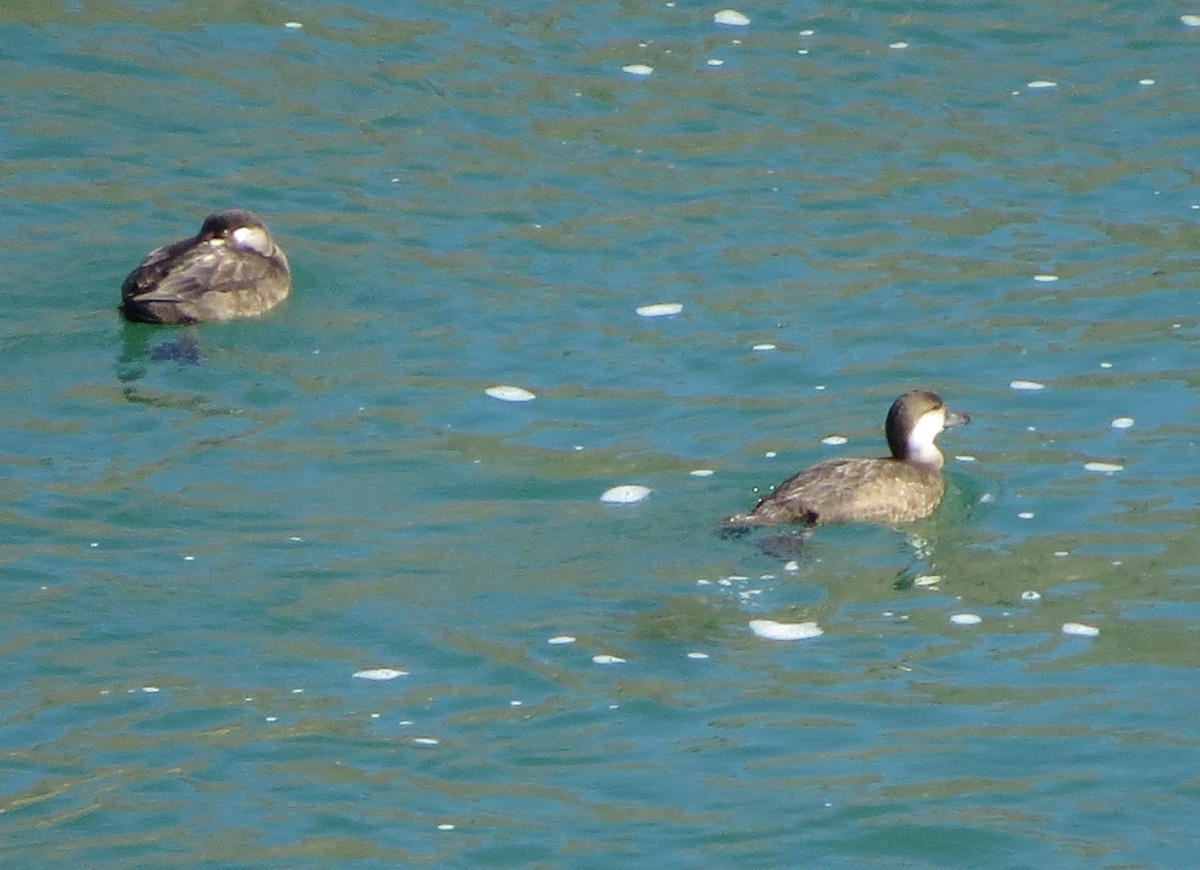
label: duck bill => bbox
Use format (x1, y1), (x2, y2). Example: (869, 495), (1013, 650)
(944, 409), (970, 428)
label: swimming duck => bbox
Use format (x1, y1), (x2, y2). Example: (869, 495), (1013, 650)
(720, 390), (969, 531)
(120, 209), (290, 324)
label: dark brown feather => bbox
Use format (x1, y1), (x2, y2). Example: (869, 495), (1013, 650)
(719, 390), (966, 534)
(120, 210), (290, 325)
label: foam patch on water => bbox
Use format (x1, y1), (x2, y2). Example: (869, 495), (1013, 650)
(753, 343), (776, 351)
(687, 651), (710, 659)
(889, 41), (909, 49)
(622, 64), (654, 76)
(1183, 14), (1200, 26)
(950, 613), (982, 626)
(1010, 379), (1045, 390)
(593, 654), (626, 664)
(636, 302), (682, 317)
(600, 484), (651, 504)
(1062, 622), (1099, 637)
(689, 469), (714, 477)
(1033, 274), (1059, 282)
(1084, 461), (1124, 473)
(749, 619), (823, 641)
(485, 385), (536, 402)
(714, 9), (750, 26)
(1027, 80), (1057, 89)
(353, 668), (408, 681)
(547, 635), (576, 645)
(821, 435), (848, 446)
(1111, 417), (1134, 429)
(1021, 590), (1042, 602)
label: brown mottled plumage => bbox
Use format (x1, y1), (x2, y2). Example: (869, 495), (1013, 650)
(720, 390), (969, 533)
(120, 209), (290, 325)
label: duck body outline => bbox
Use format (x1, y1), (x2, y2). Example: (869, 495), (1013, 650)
(120, 209), (290, 325)
(720, 390), (969, 532)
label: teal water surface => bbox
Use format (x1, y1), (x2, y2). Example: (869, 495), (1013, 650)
(3, 2), (1200, 866)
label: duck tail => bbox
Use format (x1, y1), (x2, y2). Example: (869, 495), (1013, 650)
(715, 512), (769, 538)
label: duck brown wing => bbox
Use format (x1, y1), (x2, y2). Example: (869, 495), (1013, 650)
(121, 241), (288, 324)
(751, 459), (862, 524)
(719, 460), (851, 531)
(121, 237), (197, 301)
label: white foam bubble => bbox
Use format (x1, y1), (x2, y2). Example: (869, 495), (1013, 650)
(622, 64), (654, 76)
(752, 343), (777, 351)
(707, 58), (725, 67)
(353, 668), (408, 681)
(485, 384), (536, 402)
(913, 575), (941, 587)
(547, 635), (576, 645)
(1182, 14), (1200, 26)
(1033, 274), (1059, 282)
(636, 302), (683, 317)
(1027, 80), (1057, 89)
(1018, 511), (1035, 519)
(1111, 417), (1134, 429)
(748, 619), (823, 641)
(1020, 590), (1042, 602)
(950, 613), (982, 626)
(1010, 379), (1045, 390)
(412, 737), (440, 746)
(600, 484), (651, 504)
(593, 654), (627, 664)
(283, 21), (303, 29)
(821, 435), (848, 446)
(1062, 622), (1099, 637)
(889, 41), (909, 49)
(686, 651), (710, 659)
(689, 469), (715, 477)
(714, 9), (751, 26)
(1084, 461), (1123, 473)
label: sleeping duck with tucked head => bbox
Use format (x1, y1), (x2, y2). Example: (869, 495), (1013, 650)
(119, 209), (290, 325)
(720, 390), (969, 533)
